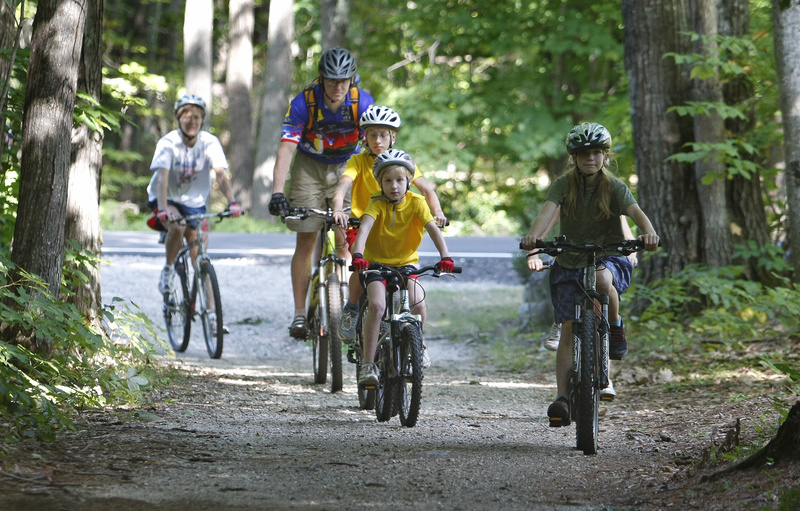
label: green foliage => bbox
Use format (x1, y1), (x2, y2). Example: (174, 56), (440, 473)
(0, 250), (166, 441)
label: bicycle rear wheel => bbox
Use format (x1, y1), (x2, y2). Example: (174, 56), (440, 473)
(198, 261), (224, 359)
(164, 256), (190, 352)
(397, 323), (424, 427)
(375, 340), (394, 422)
(326, 273), (343, 393)
(576, 304), (599, 455)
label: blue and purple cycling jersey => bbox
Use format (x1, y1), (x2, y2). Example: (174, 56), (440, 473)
(280, 85), (375, 165)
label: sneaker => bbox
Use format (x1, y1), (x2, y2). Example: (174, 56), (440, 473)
(600, 378), (616, 401)
(358, 362), (379, 387)
(543, 323), (561, 351)
(547, 397), (570, 427)
(289, 316), (307, 340)
(158, 266), (174, 295)
(609, 319), (628, 360)
(338, 306), (357, 341)
(422, 345), (431, 369)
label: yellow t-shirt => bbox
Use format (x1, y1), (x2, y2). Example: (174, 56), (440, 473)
(362, 192), (434, 267)
(343, 152), (423, 218)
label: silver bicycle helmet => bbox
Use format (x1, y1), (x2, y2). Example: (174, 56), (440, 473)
(372, 148), (415, 183)
(360, 105), (402, 130)
(318, 48), (357, 79)
(565, 122), (612, 155)
(174, 94), (206, 119)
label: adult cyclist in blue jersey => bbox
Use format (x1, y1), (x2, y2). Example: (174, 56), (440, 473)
(267, 47), (375, 339)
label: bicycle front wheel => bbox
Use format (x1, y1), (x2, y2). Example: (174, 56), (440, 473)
(576, 304), (599, 455)
(326, 273), (343, 393)
(397, 323), (424, 427)
(164, 257), (190, 352)
(199, 261), (224, 359)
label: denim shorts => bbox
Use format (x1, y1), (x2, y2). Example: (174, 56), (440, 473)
(550, 256), (633, 324)
(147, 200), (206, 229)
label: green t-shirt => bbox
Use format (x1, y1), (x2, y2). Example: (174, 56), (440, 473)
(545, 173), (637, 269)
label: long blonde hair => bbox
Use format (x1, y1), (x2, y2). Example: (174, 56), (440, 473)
(561, 153), (617, 220)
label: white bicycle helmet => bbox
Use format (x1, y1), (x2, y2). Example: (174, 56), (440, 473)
(565, 122), (612, 155)
(360, 105), (402, 130)
(372, 148), (415, 183)
(174, 94), (206, 119)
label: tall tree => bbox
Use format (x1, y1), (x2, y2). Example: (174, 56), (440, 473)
(321, 0), (349, 50)
(184, 0), (213, 126)
(622, 0), (697, 282)
(226, 0), (255, 209)
(65, 0), (104, 321)
(8, 0), (87, 352)
(719, 0), (773, 283)
(689, 0), (731, 265)
(773, 0), (800, 281)
(252, 0), (294, 219)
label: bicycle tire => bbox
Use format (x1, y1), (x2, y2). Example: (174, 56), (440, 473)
(397, 323), (424, 427)
(164, 256), (190, 352)
(355, 300), (375, 410)
(198, 261), (224, 359)
(326, 273), (343, 393)
(375, 340), (393, 422)
(576, 303), (599, 455)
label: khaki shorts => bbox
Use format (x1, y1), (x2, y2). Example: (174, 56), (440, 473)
(286, 151), (351, 232)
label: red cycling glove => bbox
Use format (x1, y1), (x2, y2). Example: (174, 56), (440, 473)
(156, 209), (171, 224)
(351, 253), (369, 271)
(228, 201), (243, 217)
(437, 257), (455, 273)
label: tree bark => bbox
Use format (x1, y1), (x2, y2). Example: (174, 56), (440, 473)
(321, 0), (349, 50)
(773, 0), (800, 282)
(622, 0), (697, 282)
(226, 0), (255, 210)
(8, 0), (87, 353)
(689, 0), (731, 265)
(65, 0), (104, 322)
(252, 0), (294, 219)
(184, 0), (213, 128)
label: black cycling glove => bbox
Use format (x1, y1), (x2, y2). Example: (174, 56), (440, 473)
(268, 193), (290, 217)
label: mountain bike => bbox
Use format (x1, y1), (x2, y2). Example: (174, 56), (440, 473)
(282, 206), (350, 393)
(163, 211), (236, 359)
(526, 237), (644, 455)
(352, 263), (461, 427)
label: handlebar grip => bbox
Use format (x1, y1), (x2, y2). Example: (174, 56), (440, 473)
(451, 267), (462, 273)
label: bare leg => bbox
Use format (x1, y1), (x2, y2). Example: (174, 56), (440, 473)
(291, 231), (318, 314)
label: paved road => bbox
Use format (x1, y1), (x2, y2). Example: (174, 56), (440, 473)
(101, 231), (522, 259)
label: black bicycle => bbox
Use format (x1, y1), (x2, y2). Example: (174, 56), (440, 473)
(527, 237), (645, 454)
(163, 211), (236, 359)
(282, 206), (350, 393)
(352, 263), (461, 427)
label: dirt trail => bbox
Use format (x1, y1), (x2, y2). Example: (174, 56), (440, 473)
(0, 255), (792, 510)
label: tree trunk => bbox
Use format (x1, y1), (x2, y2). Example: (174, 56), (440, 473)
(689, 0), (731, 265)
(719, 0), (775, 284)
(321, 0), (349, 50)
(622, 0), (698, 283)
(184, 0), (213, 128)
(773, 0), (800, 283)
(226, 0), (255, 210)
(65, 0), (104, 322)
(252, 0), (293, 219)
(8, 0), (87, 354)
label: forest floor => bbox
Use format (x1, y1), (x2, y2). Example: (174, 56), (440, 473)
(1, 254), (799, 510)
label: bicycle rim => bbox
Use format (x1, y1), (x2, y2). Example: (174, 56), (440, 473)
(397, 323), (423, 427)
(375, 341), (393, 422)
(199, 261), (224, 359)
(164, 258), (190, 352)
(326, 273), (343, 393)
(576, 305), (599, 455)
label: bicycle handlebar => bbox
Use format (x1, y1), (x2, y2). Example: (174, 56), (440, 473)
(520, 237), (651, 257)
(350, 262), (462, 276)
(168, 210), (239, 224)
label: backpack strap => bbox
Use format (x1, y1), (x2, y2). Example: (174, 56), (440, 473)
(303, 79), (360, 135)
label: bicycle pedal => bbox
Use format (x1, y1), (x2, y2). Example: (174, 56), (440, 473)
(600, 394), (615, 402)
(549, 417), (567, 428)
(359, 384), (377, 390)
